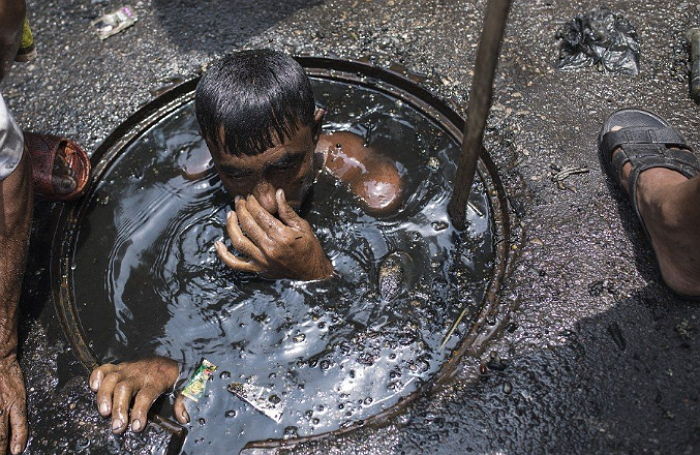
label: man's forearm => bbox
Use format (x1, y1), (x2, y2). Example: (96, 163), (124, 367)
(0, 153), (32, 359)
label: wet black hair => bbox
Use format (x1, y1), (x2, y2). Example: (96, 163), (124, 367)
(195, 49), (316, 157)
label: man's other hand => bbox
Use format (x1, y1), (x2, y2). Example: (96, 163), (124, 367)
(89, 357), (181, 434)
(215, 189), (334, 281)
(0, 357), (27, 455)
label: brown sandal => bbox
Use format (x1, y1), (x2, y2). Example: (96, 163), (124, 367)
(23, 132), (91, 201)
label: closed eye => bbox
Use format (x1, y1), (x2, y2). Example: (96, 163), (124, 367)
(227, 172), (253, 180)
(270, 154), (304, 170)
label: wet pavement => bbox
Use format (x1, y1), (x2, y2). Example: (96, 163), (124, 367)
(4, 0), (700, 453)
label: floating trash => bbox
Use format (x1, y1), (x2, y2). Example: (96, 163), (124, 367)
(181, 359), (217, 402)
(378, 251), (417, 301)
(228, 382), (284, 423)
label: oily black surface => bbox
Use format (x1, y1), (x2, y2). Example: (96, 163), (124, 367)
(70, 78), (494, 454)
(4, 0), (700, 454)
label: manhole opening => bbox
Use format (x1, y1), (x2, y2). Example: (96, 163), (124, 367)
(52, 57), (512, 453)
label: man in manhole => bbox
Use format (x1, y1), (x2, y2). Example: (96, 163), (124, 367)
(88, 49), (406, 434)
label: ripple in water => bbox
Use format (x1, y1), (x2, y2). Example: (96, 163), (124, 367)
(72, 78), (495, 453)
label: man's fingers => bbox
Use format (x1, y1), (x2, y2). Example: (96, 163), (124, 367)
(226, 212), (265, 264)
(9, 402), (27, 455)
(90, 364), (117, 392)
(276, 189), (303, 228)
(96, 373), (120, 417)
(245, 195), (284, 235)
(111, 382), (133, 434)
(129, 388), (160, 433)
(215, 241), (262, 273)
(173, 394), (190, 425)
(235, 197), (270, 246)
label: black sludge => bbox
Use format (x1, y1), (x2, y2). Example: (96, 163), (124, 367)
(72, 78), (495, 454)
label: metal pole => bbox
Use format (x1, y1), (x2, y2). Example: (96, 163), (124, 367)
(448, 0), (512, 230)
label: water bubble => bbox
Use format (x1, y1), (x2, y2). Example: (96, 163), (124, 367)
(269, 394), (281, 404)
(198, 418), (206, 425)
(283, 426), (299, 439)
(219, 371), (231, 380)
(225, 410), (236, 418)
(364, 397), (373, 405)
(319, 360), (331, 370)
(312, 418), (320, 425)
(427, 156), (440, 170)
(293, 333), (306, 343)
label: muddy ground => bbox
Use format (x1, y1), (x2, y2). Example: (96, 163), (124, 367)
(3, 0), (700, 453)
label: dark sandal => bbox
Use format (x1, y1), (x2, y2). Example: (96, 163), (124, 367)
(598, 108), (700, 300)
(23, 132), (91, 201)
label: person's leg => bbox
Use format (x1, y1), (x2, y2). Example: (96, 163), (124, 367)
(612, 130), (700, 296)
(0, 149), (31, 455)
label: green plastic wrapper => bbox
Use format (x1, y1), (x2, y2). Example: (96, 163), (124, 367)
(181, 359), (217, 401)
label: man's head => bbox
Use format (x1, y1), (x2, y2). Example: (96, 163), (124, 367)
(195, 49), (321, 214)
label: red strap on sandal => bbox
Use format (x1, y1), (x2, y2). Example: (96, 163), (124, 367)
(23, 132), (91, 201)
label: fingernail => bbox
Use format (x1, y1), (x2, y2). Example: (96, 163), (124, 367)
(99, 402), (110, 415)
(227, 211), (233, 220)
(234, 195), (241, 203)
(182, 409), (190, 423)
(131, 419), (142, 431)
(90, 379), (98, 391)
(112, 419), (124, 431)
(12, 444), (22, 454)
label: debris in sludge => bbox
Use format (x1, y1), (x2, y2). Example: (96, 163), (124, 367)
(92, 6), (138, 40)
(227, 382), (284, 423)
(181, 359), (217, 402)
(549, 165), (589, 191)
(550, 166), (589, 182)
(378, 251), (417, 301)
(556, 7), (640, 75)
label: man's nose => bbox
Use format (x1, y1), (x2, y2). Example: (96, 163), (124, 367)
(252, 181), (278, 214)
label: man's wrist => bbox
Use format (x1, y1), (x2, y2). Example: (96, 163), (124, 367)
(308, 258), (335, 281)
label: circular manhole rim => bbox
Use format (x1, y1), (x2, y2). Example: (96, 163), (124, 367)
(50, 56), (513, 450)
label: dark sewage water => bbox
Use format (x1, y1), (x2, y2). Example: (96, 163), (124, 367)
(71, 78), (495, 454)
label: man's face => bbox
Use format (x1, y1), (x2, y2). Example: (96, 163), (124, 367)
(207, 123), (319, 215)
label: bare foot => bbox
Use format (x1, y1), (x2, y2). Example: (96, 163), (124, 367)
(612, 126), (700, 297)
